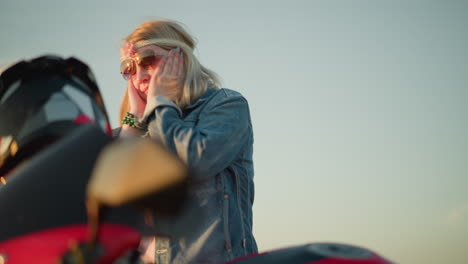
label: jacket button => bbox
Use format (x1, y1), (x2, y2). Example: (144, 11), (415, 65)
(224, 194), (229, 199)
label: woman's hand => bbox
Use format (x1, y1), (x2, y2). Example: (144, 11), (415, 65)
(127, 80), (146, 118)
(121, 43), (146, 118)
(148, 48), (185, 103)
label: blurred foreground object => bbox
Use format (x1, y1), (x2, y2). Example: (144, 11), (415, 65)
(86, 138), (190, 249)
(0, 125), (192, 263)
(0, 55), (144, 264)
(0, 55), (192, 263)
(224, 243), (394, 264)
(0, 224), (140, 264)
(0, 55), (111, 178)
(87, 137), (188, 211)
(0, 125), (143, 264)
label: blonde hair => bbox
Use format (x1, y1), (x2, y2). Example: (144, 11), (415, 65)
(119, 20), (221, 121)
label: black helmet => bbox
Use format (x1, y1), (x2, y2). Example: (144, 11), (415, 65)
(0, 55), (111, 177)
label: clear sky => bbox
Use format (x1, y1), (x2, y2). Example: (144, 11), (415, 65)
(1, 0), (467, 263)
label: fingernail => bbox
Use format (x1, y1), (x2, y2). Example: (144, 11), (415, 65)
(175, 47), (180, 53)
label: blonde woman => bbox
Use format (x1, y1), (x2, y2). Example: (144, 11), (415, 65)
(117, 20), (257, 264)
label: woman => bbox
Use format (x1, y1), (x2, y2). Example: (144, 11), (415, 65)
(117, 20), (257, 264)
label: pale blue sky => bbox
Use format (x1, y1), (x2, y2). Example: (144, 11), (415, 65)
(1, 0), (467, 263)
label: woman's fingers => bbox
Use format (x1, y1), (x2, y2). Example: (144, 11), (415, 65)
(127, 81), (146, 116)
(148, 47), (184, 102)
(164, 49), (176, 76)
(177, 50), (184, 77)
(162, 48), (184, 77)
(154, 56), (167, 78)
(171, 48), (181, 76)
(128, 81), (145, 103)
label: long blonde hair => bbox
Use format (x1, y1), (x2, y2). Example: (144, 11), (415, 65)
(119, 20), (221, 121)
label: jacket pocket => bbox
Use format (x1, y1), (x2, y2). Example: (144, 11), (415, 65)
(232, 167), (248, 255)
(223, 194), (233, 259)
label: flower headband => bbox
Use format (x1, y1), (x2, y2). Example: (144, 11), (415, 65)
(133, 38), (194, 56)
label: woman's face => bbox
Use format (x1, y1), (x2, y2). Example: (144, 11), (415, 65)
(121, 45), (169, 99)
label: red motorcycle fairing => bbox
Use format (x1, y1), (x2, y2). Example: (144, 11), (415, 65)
(0, 125), (146, 242)
(0, 223), (140, 264)
(224, 243), (394, 264)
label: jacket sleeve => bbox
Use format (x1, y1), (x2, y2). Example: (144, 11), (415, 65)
(142, 91), (251, 180)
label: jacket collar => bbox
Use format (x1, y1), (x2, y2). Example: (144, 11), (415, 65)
(184, 86), (219, 110)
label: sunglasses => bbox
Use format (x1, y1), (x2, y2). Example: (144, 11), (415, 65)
(120, 50), (166, 80)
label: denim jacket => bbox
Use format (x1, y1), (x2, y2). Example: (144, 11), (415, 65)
(141, 87), (257, 264)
